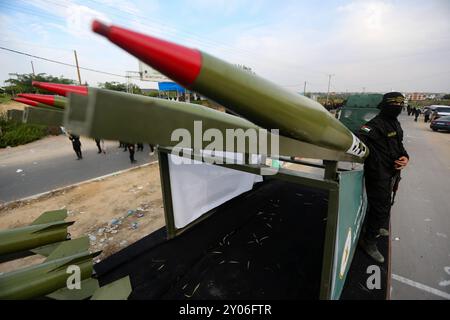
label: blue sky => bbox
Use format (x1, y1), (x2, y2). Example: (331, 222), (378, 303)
(0, 0), (449, 93)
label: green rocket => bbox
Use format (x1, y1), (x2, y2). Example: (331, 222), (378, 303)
(0, 209), (73, 257)
(91, 20), (368, 159)
(13, 97), (63, 112)
(0, 237), (99, 299)
(18, 93), (67, 109)
(13, 97), (64, 126)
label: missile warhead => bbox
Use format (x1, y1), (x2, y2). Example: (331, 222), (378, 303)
(32, 81), (88, 97)
(17, 93), (66, 109)
(0, 209), (73, 257)
(92, 21), (201, 87)
(13, 97), (62, 112)
(13, 97), (39, 107)
(92, 20), (368, 159)
(0, 237), (100, 300)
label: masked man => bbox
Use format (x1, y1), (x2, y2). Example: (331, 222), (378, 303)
(358, 92), (409, 263)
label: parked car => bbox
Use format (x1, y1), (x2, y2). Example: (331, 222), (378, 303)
(430, 106), (450, 121)
(430, 115), (450, 132)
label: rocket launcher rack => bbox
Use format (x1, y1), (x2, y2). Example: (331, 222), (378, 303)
(23, 106), (64, 126)
(7, 20), (384, 299)
(61, 87), (371, 299)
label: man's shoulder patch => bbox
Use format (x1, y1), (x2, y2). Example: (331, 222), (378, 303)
(361, 125), (372, 133)
(387, 131), (397, 137)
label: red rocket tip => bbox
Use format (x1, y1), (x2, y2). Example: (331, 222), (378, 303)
(17, 93), (55, 106)
(91, 20), (202, 87)
(13, 97), (39, 107)
(31, 81), (88, 96)
(92, 20), (110, 37)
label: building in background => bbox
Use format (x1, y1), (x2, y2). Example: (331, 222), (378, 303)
(405, 92), (426, 101)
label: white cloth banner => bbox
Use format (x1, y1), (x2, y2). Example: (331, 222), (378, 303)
(168, 153), (263, 229)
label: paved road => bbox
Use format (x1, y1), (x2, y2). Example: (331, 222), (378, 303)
(391, 114), (450, 300)
(0, 136), (156, 203)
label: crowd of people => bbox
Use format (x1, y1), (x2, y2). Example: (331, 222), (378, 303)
(67, 133), (155, 163)
(405, 104), (433, 123)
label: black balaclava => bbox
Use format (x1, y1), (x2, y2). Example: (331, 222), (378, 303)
(378, 92), (404, 119)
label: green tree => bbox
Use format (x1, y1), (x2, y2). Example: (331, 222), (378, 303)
(4, 73), (77, 95)
(443, 94), (450, 100)
(98, 81), (142, 94)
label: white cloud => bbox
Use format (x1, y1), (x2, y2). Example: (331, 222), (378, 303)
(93, 0), (142, 16)
(187, 0), (265, 16)
(66, 4), (111, 38)
(211, 0), (450, 92)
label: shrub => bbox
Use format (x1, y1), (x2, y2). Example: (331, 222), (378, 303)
(0, 112), (48, 148)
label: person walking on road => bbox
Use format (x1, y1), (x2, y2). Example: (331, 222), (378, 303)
(414, 107), (421, 122)
(94, 138), (105, 154)
(424, 108), (431, 123)
(127, 143), (137, 163)
(357, 92), (409, 263)
(69, 134), (83, 160)
(149, 144), (155, 156)
(406, 104), (411, 116)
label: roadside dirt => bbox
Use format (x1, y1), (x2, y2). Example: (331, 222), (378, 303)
(0, 162), (165, 273)
(0, 100), (25, 113)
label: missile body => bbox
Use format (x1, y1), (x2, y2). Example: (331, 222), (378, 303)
(0, 210), (72, 256)
(0, 252), (93, 299)
(18, 94), (66, 109)
(0, 237), (97, 299)
(32, 81), (88, 96)
(92, 21), (368, 159)
(31, 82), (345, 160)
(13, 97), (62, 112)
(0, 221), (73, 256)
(65, 87), (362, 162)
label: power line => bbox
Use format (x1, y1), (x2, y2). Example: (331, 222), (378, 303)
(20, 0), (329, 76)
(0, 45), (141, 80)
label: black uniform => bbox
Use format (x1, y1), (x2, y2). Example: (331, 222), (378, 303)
(94, 138), (102, 153)
(69, 134), (82, 160)
(127, 143), (137, 163)
(414, 108), (421, 122)
(358, 111), (409, 243)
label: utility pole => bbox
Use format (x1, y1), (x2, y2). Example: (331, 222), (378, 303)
(73, 50), (82, 85)
(303, 81), (307, 96)
(325, 74), (334, 107)
(125, 71), (141, 94)
(30, 61), (35, 76)
(30, 62), (38, 92)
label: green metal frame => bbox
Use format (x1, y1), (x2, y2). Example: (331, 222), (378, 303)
(156, 146), (358, 299)
(157, 150), (177, 239)
(320, 188), (339, 299)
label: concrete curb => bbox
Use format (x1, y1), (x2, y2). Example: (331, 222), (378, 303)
(0, 160), (159, 209)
